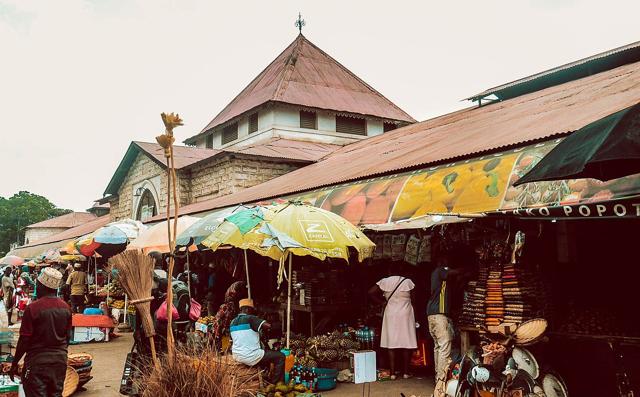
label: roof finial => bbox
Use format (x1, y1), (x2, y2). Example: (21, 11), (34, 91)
(295, 12), (305, 34)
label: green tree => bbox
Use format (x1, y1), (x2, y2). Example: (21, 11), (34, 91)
(0, 191), (72, 255)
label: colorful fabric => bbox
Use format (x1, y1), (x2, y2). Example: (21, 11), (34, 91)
(212, 281), (246, 341)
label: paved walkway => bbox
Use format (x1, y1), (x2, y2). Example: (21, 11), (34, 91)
(71, 332), (434, 397)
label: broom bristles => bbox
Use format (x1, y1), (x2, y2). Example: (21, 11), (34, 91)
(110, 250), (156, 337)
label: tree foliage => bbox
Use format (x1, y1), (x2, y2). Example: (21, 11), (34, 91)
(0, 191), (72, 255)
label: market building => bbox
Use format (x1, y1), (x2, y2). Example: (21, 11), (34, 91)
(98, 33), (415, 223)
(22, 212), (97, 245)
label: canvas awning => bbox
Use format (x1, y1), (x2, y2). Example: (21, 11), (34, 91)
(8, 238), (76, 259)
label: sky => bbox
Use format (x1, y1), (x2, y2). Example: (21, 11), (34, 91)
(1, 0), (639, 212)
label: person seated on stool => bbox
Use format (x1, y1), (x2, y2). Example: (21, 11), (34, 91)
(230, 299), (284, 384)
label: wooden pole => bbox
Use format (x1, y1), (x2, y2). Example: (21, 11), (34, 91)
(164, 155), (176, 359)
(286, 253), (292, 349)
(244, 249), (251, 300)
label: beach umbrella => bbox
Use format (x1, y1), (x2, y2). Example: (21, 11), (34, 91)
(202, 201), (376, 347)
(128, 216), (199, 254)
(515, 102), (640, 185)
(76, 219), (147, 257)
(0, 255), (24, 266)
(175, 206), (245, 247)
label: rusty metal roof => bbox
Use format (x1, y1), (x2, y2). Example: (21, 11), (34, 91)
(134, 141), (220, 169)
(187, 34), (415, 144)
(224, 138), (341, 162)
(149, 59), (640, 220)
(18, 215), (111, 248)
(467, 40), (640, 102)
(26, 212), (97, 229)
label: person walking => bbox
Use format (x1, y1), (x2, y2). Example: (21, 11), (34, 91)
(369, 265), (417, 380)
(2, 267), (16, 325)
(66, 263), (87, 313)
(9, 267), (72, 397)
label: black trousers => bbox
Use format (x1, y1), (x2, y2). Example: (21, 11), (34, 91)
(23, 363), (67, 397)
(70, 295), (84, 313)
(258, 350), (285, 384)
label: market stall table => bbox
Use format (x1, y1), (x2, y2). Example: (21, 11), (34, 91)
(280, 303), (359, 337)
(72, 314), (116, 343)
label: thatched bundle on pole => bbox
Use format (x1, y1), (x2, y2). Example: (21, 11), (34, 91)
(155, 112), (183, 359)
(110, 250), (158, 367)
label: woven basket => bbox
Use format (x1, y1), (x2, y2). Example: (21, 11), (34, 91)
(513, 318), (547, 346)
(63, 366), (80, 397)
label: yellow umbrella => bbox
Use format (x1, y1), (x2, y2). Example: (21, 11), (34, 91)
(202, 201), (376, 348)
(127, 216), (200, 254)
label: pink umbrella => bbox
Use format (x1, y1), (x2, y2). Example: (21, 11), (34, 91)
(0, 255), (25, 266)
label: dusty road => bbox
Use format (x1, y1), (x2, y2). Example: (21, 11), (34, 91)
(71, 332), (434, 397)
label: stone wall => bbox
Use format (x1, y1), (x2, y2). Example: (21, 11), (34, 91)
(109, 153), (190, 221)
(24, 227), (67, 245)
(189, 154), (303, 203)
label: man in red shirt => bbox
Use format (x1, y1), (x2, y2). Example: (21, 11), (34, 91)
(10, 267), (72, 397)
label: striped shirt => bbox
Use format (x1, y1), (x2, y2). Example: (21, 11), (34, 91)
(230, 313), (266, 366)
(427, 267), (450, 316)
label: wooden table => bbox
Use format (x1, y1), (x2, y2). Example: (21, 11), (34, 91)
(280, 303), (358, 336)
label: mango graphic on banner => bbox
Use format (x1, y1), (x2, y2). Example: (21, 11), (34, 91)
(391, 153), (519, 220)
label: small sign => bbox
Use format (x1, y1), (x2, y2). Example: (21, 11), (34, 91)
(298, 220), (335, 242)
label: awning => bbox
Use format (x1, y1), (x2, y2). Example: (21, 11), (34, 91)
(489, 195), (640, 219)
(8, 238), (76, 259)
(279, 138), (640, 225)
(515, 102), (640, 185)
(362, 215), (472, 231)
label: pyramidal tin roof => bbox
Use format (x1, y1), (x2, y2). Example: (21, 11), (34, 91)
(186, 34), (414, 143)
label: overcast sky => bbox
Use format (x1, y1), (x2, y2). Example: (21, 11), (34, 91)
(1, 0), (639, 212)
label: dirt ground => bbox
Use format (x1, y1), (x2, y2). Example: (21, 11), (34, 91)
(70, 331), (434, 397)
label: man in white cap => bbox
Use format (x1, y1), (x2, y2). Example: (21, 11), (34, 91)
(229, 298), (284, 384)
(9, 267), (72, 397)
(66, 262), (87, 313)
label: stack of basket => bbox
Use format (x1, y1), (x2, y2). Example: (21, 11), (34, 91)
(68, 353), (93, 387)
(485, 266), (504, 327)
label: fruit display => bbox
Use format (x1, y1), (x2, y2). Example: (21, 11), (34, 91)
(196, 316), (215, 326)
(258, 380), (312, 397)
(287, 331), (360, 366)
(108, 298), (125, 309)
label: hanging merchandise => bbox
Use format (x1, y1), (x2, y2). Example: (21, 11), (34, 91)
(404, 235), (420, 265)
(373, 235), (384, 260)
(382, 235), (392, 259)
(417, 235), (432, 263)
(391, 234), (406, 261)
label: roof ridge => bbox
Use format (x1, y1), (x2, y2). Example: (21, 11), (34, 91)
(273, 34), (304, 101)
(197, 37), (300, 135)
(299, 36), (415, 122)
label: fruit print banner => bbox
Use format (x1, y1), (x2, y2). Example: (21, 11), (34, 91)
(283, 138), (640, 225)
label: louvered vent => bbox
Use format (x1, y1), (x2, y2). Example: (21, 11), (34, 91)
(300, 110), (317, 129)
(336, 115), (366, 135)
(222, 122), (238, 144)
(249, 113), (259, 133)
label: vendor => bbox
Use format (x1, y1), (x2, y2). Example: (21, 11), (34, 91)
(230, 299), (284, 384)
(66, 263), (87, 313)
(2, 267), (16, 326)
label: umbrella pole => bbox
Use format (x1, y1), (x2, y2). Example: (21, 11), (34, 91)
(186, 250), (191, 299)
(286, 253), (292, 349)
(244, 249), (251, 300)
(94, 256), (98, 297)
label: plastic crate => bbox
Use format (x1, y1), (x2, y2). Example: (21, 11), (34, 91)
(313, 367), (338, 391)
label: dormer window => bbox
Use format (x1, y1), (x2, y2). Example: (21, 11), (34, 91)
(205, 134), (214, 148)
(300, 110), (317, 129)
(222, 122), (238, 144)
(336, 115), (366, 135)
(383, 122), (397, 132)
(249, 113), (259, 134)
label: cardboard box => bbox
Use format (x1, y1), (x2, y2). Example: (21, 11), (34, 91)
(73, 326), (107, 343)
(350, 350), (376, 384)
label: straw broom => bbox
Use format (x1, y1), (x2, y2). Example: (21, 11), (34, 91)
(110, 250), (159, 368)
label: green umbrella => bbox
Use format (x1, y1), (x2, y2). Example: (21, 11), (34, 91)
(515, 102), (640, 185)
(175, 206), (245, 247)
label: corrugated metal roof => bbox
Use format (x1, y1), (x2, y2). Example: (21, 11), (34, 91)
(187, 34), (414, 144)
(26, 212), (97, 229)
(134, 141), (220, 169)
(224, 138), (341, 162)
(467, 40), (640, 102)
(15, 215), (110, 249)
(149, 59), (640, 221)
